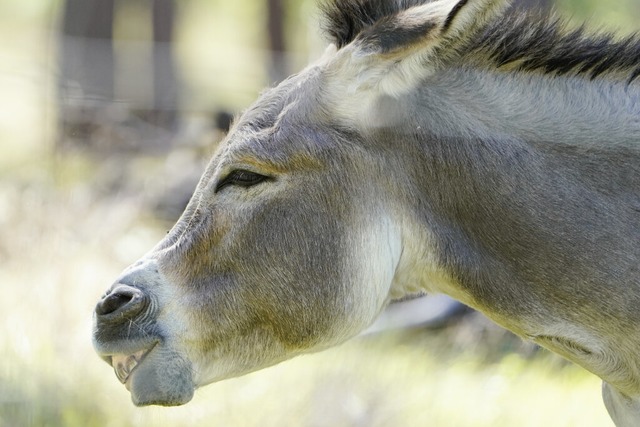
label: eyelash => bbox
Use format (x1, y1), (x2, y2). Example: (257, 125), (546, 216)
(214, 169), (271, 193)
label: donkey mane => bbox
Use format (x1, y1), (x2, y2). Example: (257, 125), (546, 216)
(320, 0), (640, 83)
(476, 11), (640, 82)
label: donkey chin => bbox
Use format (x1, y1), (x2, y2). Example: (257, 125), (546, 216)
(103, 344), (194, 406)
(92, 261), (196, 406)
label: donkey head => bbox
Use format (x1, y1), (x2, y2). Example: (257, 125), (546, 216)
(92, 0), (513, 406)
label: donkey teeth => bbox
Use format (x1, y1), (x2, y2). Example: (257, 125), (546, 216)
(112, 349), (148, 384)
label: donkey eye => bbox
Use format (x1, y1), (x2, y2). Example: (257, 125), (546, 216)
(215, 169), (271, 193)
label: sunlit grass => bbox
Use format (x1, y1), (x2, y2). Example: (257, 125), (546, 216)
(3, 1), (637, 425)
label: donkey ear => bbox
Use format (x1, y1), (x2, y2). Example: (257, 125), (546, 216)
(325, 0), (511, 99)
(356, 0), (512, 55)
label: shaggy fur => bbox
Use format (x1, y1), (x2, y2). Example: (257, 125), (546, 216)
(476, 11), (640, 82)
(320, 0), (640, 83)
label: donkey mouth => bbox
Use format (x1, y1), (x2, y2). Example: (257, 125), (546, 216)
(112, 346), (155, 387)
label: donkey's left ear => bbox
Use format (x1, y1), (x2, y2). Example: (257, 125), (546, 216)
(327, 0), (512, 98)
(358, 0), (512, 56)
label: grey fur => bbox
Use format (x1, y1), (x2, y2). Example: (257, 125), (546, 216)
(93, 1), (640, 425)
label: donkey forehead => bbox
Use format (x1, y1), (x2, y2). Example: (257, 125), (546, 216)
(239, 66), (326, 130)
(221, 67), (348, 168)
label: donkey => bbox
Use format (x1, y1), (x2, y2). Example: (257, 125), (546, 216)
(92, 0), (640, 424)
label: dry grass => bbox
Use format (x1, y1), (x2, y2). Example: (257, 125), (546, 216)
(2, 1), (635, 426)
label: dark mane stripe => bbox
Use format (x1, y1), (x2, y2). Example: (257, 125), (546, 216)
(442, 0), (470, 32)
(320, 0), (640, 83)
(473, 10), (640, 82)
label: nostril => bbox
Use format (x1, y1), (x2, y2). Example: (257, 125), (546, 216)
(95, 285), (144, 317)
(97, 293), (133, 316)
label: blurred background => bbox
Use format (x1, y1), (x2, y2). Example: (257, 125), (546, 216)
(1, 0), (639, 426)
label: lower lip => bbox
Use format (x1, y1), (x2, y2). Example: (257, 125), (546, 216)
(124, 375), (133, 391)
(113, 344), (156, 386)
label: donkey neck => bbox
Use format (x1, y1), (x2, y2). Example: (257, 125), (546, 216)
(375, 66), (640, 298)
(377, 65), (640, 396)
(410, 66), (640, 147)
